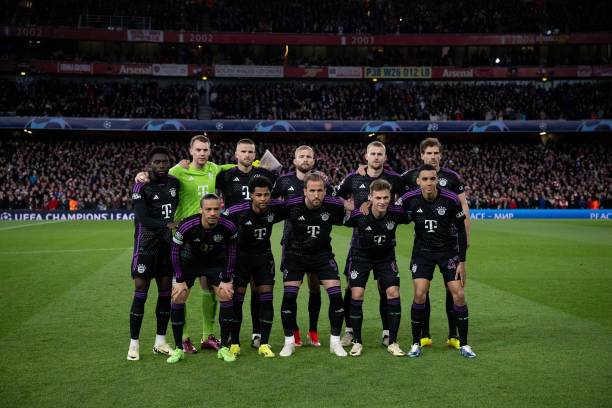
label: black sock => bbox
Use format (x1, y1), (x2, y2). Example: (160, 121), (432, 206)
(219, 300), (234, 347)
(454, 304), (469, 346)
(379, 289), (389, 331)
(250, 288), (261, 335)
(350, 299), (364, 344)
(281, 286), (299, 337)
(308, 291), (321, 332)
(170, 303), (185, 349)
(326, 286), (344, 336)
(446, 289), (458, 339)
(343, 286), (352, 329)
(231, 292), (245, 345)
(422, 291), (431, 338)
(130, 290), (147, 340)
(411, 302), (426, 345)
(387, 297), (401, 344)
(259, 291), (274, 344)
(155, 290), (171, 336)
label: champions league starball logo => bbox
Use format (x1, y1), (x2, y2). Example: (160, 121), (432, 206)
(576, 120), (612, 132)
(360, 121), (402, 132)
(467, 120), (509, 132)
(253, 121), (295, 132)
(26, 117), (72, 129)
(142, 119), (187, 131)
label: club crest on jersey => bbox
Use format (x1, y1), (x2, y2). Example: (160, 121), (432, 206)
(350, 270), (358, 279)
(169, 188), (176, 197)
(386, 221), (395, 230)
(439, 178), (448, 187)
(321, 212), (330, 221)
(213, 234), (223, 242)
(411, 264), (417, 273)
(437, 206), (446, 215)
(132, 193), (141, 199)
(137, 264), (146, 274)
(267, 213), (275, 222)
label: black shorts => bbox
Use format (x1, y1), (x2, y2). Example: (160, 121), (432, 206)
(410, 250), (461, 283)
(281, 251), (340, 282)
(234, 252), (276, 288)
(131, 251), (172, 280)
(179, 259), (226, 288)
(347, 254), (399, 290)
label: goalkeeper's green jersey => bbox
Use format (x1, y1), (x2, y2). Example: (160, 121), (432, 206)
(169, 161), (235, 222)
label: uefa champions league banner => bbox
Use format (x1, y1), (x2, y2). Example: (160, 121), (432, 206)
(2, 117), (612, 133)
(469, 210), (611, 220)
(1, 210), (610, 221)
(1, 211), (135, 221)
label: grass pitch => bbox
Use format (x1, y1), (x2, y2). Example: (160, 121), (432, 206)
(0, 220), (611, 408)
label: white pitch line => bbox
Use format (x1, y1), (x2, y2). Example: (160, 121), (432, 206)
(0, 247), (131, 255)
(0, 220), (65, 231)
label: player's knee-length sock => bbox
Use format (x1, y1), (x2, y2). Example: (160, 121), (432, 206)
(219, 300), (234, 348)
(130, 290), (147, 340)
(411, 302), (426, 345)
(343, 287), (352, 329)
(308, 291), (321, 332)
(422, 291), (431, 338)
(250, 288), (261, 335)
(349, 299), (364, 344)
(387, 297), (401, 344)
(202, 289), (217, 338)
(259, 291), (274, 344)
(379, 289), (389, 331)
(231, 292), (245, 345)
(446, 289), (458, 339)
(171, 303), (186, 349)
(327, 286), (344, 336)
(281, 286), (299, 337)
(155, 290), (171, 336)
(453, 304), (469, 346)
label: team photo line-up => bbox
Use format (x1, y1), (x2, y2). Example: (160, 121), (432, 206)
(128, 134), (475, 363)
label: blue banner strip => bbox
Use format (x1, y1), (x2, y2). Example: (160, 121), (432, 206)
(1, 117), (612, 133)
(1, 210), (610, 221)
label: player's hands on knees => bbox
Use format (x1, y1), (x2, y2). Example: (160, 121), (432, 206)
(359, 200), (371, 215)
(179, 159), (190, 169)
(166, 222), (178, 230)
(356, 164), (367, 176)
(218, 281), (234, 300)
(172, 281), (189, 303)
(455, 262), (466, 287)
(135, 172), (150, 183)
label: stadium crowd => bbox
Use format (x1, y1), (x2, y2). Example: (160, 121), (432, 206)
(210, 81), (612, 121)
(0, 137), (609, 211)
(0, 79), (199, 118)
(4, 0), (611, 33)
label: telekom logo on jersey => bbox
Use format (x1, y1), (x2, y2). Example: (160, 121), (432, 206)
(424, 220), (438, 233)
(307, 225), (320, 237)
(161, 204), (172, 219)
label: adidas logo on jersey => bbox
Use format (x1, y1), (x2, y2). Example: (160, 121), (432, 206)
(233, 177), (240, 182)
(153, 195), (159, 200)
(365, 226), (372, 231)
(298, 216), (306, 221)
(288, 186), (295, 191)
(359, 184), (366, 189)
(245, 221), (252, 225)
(417, 208), (423, 213)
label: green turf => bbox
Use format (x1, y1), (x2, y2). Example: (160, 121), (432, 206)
(0, 220), (611, 408)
